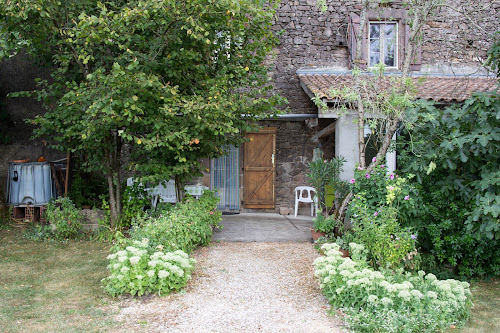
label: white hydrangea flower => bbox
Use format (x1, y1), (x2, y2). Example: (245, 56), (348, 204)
(370, 271), (384, 280)
(126, 246), (138, 253)
(418, 270), (426, 278)
(402, 281), (414, 290)
(117, 274), (124, 280)
(336, 287), (344, 295)
(347, 279), (355, 286)
(148, 260), (159, 268)
(379, 280), (391, 289)
(115, 250), (127, 257)
(173, 250), (189, 259)
(158, 270), (170, 279)
(118, 256), (127, 263)
(398, 290), (411, 301)
(437, 281), (451, 292)
(151, 252), (164, 260)
(367, 295), (378, 303)
(112, 263), (121, 270)
(171, 266), (184, 277)
(106, 253), (118, 260)
(410, 290), (424, 299)
(147, 270), (155, 278)
(381, 297), (393, 306)
(425, 273), (437, 281)
(426, 291), (438, 299)
(129, 256), (141, 265)
(324, 276), (331, 283)
(355, 278), (370, 286)
(461, 281), (470, 289)
(120, 266), (130, 273)
(136, 275), (144, 280)
(340, 270), (352, 278)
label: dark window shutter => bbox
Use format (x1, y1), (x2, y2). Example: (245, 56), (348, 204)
(348, 13), (367, 69)
(404, 23), (422, 71)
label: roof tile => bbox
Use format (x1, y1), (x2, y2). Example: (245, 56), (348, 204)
(298, 74), (498, 103)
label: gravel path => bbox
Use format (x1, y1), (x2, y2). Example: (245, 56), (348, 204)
(113, 242), (345, 333)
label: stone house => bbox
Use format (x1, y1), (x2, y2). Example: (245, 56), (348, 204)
(210, 0), (498, 213)
(1, 0), (498, 214)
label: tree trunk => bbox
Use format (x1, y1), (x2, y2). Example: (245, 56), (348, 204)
(104, 131), (123, 227)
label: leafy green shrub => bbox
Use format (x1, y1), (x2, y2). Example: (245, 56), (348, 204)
(104, 238), (195, 297)
(314, 243), (472, 333)
(312, 214), (338, 233)
(350, 195), (418, 270)
(129, 190), (221, 254)
(104, 190), (220, 297)
(398, 92), (500, 277)
(44, 197), (82, 240)
(348, 164), (419, 270)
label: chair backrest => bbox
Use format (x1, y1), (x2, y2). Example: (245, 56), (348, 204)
(155, 179), (176, 203)
(295, 186), (316, 201)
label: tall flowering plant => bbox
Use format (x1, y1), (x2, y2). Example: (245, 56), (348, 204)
(348, 160), (420, 270)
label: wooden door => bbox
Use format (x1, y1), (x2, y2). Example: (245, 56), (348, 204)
(243, 127), (276, 208)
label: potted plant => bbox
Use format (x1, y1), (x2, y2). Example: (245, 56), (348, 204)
(311, 215), (336, 240)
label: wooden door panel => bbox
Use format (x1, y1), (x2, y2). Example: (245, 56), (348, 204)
(243, 128), (276, 208)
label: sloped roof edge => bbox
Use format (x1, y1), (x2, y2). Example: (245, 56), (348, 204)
(298, 72), (499, 103)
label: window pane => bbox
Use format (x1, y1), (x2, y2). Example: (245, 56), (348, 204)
(384, 24), (396, 67)
(370, 24), (380, 39)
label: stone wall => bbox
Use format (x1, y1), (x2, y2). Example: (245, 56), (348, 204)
(270, 0), (498, 115)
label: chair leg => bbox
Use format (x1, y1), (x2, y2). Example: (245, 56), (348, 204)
(311, 203), (314, 216)
(294, 199), (298, 217)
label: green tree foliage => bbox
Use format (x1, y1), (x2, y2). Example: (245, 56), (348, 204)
(398, 91), (500, 277)
(0, 0), (284, 224)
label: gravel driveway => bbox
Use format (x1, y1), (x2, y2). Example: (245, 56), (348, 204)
(113, 242), (345, 333)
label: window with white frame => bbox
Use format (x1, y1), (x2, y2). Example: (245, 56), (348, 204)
(368, 22), (397, 68)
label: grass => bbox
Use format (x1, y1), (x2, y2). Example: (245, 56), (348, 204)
(0, 227), (120, 332)
(457, 279), (500, 333)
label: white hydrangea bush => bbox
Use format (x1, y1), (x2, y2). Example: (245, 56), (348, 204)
(104, 238), (196, 296)
(314, 243), (472, 332)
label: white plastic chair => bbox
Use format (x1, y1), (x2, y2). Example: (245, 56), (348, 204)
(184, 185), (209, 199)
(150, 179), (177, 207)
(294, 186), (318, 217)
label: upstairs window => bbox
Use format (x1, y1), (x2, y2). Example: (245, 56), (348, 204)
(369, 22), (397, 68)
(348, 9), (421, 71)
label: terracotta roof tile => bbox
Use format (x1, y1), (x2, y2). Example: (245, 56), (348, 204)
(298, 74), (498, 103)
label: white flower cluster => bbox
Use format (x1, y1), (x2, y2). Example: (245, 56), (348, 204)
(313, 242), (472, 331)
(105, 243), (196, 297)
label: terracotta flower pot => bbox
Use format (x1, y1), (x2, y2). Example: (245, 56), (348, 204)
(311, 229), (326, 241)
(339, 249), (350, 258)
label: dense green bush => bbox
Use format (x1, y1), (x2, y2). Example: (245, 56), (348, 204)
(43, 197), (83, 240)
(398, 91), (500, 277)
(129, 190), (221, 254)
(314, 243), (472, 333)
